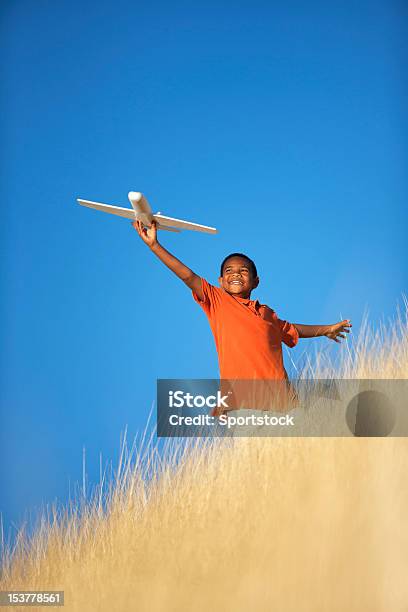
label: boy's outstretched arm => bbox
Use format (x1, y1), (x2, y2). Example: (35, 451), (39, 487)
(293, 320), (352, 344)
(132, 220), (204, 301)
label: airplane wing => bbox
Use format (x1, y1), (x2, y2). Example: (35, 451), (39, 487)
(153, 213), (217, 234)
(77, 199), (136, 219)
(155, 223), (180, 233)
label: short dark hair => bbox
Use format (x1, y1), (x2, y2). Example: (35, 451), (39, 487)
(220, 253), (258, 277)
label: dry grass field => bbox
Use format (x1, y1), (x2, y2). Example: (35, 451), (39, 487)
(1, 300), (408, 611)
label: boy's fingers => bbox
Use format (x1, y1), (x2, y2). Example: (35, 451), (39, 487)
(136, 220), (147, 237)
(132, 221), (141, 236)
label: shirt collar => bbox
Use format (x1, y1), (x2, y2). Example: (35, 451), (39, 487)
(233, 295), (260, 308)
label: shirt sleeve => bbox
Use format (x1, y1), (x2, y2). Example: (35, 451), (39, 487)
(277, 318), (299, 348)
(192, 277), (222, 317)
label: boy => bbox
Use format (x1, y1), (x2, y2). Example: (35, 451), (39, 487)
(132, 220), (351, 412)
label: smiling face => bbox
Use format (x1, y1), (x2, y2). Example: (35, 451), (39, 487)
(219, 256), (259, 298)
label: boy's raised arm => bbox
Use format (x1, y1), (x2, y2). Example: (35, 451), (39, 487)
(132, 220), (204, 301)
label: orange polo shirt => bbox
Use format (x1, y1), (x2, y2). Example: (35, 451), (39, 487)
(192, 278), (299, 380)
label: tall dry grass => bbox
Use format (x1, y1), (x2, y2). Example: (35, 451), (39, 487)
(1, 299), (408, 611)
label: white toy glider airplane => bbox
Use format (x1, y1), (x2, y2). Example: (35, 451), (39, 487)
(77, 192), (217, 234)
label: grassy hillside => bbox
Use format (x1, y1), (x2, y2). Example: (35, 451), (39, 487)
(1, 300), (408, 611)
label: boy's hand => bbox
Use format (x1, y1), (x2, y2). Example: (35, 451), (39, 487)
(325, 319), (352, 343)
(132, 219), (158, 249)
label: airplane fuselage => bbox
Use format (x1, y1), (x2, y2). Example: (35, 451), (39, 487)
(128, 191), (154, 227)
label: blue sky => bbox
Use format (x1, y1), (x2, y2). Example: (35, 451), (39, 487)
(1, 0), (407, 541)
